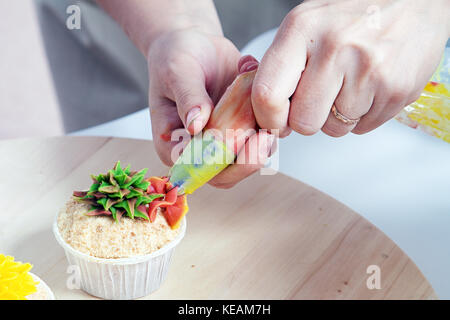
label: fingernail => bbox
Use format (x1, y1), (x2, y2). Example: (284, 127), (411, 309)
(239, 61), (259, 74)
(186, 106), (201, 128)
(238, 55), (258, 71)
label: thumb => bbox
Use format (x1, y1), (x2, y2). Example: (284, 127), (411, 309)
(169, 60), (213, 135)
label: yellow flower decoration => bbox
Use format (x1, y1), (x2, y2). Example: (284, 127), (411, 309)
(0, 254), (38, 300)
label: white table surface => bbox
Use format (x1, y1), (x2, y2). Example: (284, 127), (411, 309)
(73, 29), (450, 299)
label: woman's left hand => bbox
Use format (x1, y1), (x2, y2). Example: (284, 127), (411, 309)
(252, 0), (450, 137)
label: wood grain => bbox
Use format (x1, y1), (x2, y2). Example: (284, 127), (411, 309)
(0, 137), (436, 299)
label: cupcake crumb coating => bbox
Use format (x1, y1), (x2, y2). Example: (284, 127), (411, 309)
(57, 200), (181, 259)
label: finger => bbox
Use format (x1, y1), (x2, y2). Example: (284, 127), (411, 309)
(353, 68), (427, 135)
(321, 46), (378, 137)
(251, 22), (307, 138)
(208, 131), (275, 189)
(166, 56), (213, 135)
(289, 52), (344, 135)
(149, 94), (184, 166)
(352, 91), (410, 134)
(322, 76), (374, 137)
(351, 71), (422, 134)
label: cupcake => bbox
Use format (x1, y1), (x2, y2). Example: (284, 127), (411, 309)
(53, 161), (188, 299)
(0, 254), (55, 300)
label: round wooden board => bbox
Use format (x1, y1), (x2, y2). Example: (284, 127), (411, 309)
(0, 137), (436, 299)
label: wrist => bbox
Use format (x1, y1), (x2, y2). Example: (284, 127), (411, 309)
(145, 16), (222, 59)
(97, 0), (223, 58)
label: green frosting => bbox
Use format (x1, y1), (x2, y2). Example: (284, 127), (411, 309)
(169, 131), (235, 194)
(73, 161), (164, 221)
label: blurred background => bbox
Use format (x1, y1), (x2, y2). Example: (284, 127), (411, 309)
(0, 0), (62, 138)
(0, 0), (299, 139)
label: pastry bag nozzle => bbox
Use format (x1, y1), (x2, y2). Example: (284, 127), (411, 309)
(168, 56), (259, 195)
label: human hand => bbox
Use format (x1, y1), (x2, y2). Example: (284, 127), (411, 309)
(252, 0), (450, 137)
(148, 30), (274, 189)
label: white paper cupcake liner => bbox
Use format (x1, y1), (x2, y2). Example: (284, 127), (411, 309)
(28, 273), (56, 300)
(53, 218), (186, 300)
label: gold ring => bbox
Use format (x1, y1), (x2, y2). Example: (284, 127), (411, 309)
(331, 105), (360, 125)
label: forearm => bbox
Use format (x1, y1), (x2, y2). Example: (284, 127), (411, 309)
(96, 0), (222, 57)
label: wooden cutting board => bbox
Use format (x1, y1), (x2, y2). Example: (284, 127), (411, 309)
(0, 137), (436, 299)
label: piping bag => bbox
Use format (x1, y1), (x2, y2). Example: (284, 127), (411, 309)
(168, 56), (260, 195)
(395, 48), (450, 143)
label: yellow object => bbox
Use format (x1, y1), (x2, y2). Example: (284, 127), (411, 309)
(0, 254), (38, 300)
(396, 82), (450, 143)
(169, 131), (235, 194)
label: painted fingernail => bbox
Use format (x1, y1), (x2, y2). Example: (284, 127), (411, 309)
(186, 106), (201, 128)
(159, 133), (172, 142)
(238, 55), (259, 74)
(239, 61), (259, 74)
(238, 55), (258, 70)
